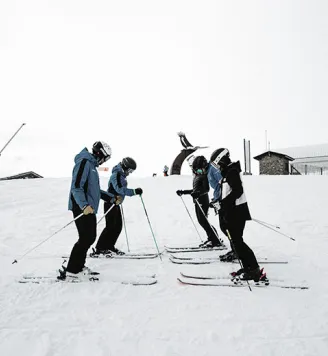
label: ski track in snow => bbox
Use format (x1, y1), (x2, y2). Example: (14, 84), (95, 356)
(1, 176), (328, 356)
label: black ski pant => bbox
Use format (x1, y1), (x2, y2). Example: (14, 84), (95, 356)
(96, 202), (122, 251)
(195, 201), (220, 244)
(219, 214), (259, 271)
(66, 208), (97, 274)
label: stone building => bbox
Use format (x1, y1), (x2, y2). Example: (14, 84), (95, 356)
(253, 151), (294, 175)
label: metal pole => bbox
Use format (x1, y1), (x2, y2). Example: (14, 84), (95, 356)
(139, 196), (162, 260)
(97, 203), (115, 225)
(180, 196), (203, 242)
(121, 205), (130, 252)
(253, 219), (295, 241)
(248, 140), (251, 174)
(195, 199), (220, 241)
(243, 139), (247, 173)
(12, 212), (83, 264)
(226, 229), (252, 292)
(0, 123), (26, 156)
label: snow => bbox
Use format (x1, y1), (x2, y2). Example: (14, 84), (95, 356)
(1, 175), (328, 356)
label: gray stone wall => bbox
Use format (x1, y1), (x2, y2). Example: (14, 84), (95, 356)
(259, 155), (289, 175)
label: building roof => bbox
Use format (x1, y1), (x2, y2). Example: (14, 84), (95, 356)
(0, 171), (43, 181)
(253, 151), (294, 161)
(276, 143), (328, 159)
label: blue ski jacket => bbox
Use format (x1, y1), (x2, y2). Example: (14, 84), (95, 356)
(107, 163), (136, 203)
(68, 148), (114, 213)
(207, 164), (222, 201)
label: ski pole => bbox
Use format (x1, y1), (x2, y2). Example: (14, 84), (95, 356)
(97, 203), (115, 225)
(12, 212), (84, 264)
(180, 196), (203, 243)
(253, 218), (280, 230)
(0, 123), (26, 157)
(253, 219), (295, 241)
(139, 196), (162, 260)
(120, 204), (130, 252)
(226, 229), (252, 292)
(195, 199), (221, 241)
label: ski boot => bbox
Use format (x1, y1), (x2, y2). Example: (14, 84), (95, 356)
(240, 267), (269, 285)
(81, 266), (100, 276)
(57, 267), (67, 281)
(57, 266), (99, 282)
(230, 268), (244, 278)
(199, 239), (210, 248)
(220, 250), (238, 262)
(109, 247), (125, 256)
(89, 247), (113, 258)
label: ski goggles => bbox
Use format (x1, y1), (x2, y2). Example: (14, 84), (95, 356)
(126, 168), (134, 175)
(104, 155), (111, 163)
(98, 155), (111, 165)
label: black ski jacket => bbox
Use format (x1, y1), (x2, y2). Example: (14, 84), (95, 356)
(183, 174), (210, 204)
(219, 161), (251, 222)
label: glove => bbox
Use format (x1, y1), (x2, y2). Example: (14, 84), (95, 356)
(135, 188), (143, 195)
(209, 200), (221, 215)
(114, 196), (123, 205)
(210, 199), (221, 210)
(83, 205), (94, 215)
(191, 192), (200, 200)
(176, 190), (184, 196)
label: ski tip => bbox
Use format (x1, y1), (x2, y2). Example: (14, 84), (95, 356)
(121, 279), (158, 286)
(177, 277), (185, 285)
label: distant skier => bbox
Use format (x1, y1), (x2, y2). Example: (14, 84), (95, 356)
(209, 148), (268, 282)
(163, 165), (169, 177)
(176, 156), (224, 248)
(93, 157), (143, 256)
(61, 141), (116, 281)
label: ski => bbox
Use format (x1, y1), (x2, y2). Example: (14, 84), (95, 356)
(89, 253), (160, 260)
(169, 257), (287, 265)
(170, 254), (287, 264)
(19, 275), (157, 286)
(180, 272), (284, 282)
(61, 253), (160, 260)
(120, 278), (157, 286)
(19, 276), (98, 284)
(166, 246), (227, 253)
(170, 257), (211, 265)
(177, 277), (309, 290)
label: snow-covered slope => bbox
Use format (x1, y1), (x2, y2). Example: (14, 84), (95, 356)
(1, 175), (328, 356)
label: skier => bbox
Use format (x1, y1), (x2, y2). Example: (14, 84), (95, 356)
(93, 157), (143, 256)
(61, 141), (118, 281)
(207, 157), (236, 262)
(209, 148), (268, 282)
(176, 156), (225, 248)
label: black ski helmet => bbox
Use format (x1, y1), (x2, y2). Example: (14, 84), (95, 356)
(121, 157), (137, 175)
(192, 156), (208, 175)
(92, 141), (112, 165)
(210, 148), (230, 169)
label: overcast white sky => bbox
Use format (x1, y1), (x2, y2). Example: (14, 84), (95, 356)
(1, 0), (327, 178)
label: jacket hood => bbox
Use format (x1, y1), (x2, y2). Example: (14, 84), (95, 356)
(229, 161), (242, 173)
(74, 148), (98, 166)
(221, 161), (241, 177)
(112, 163), (125, 175)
